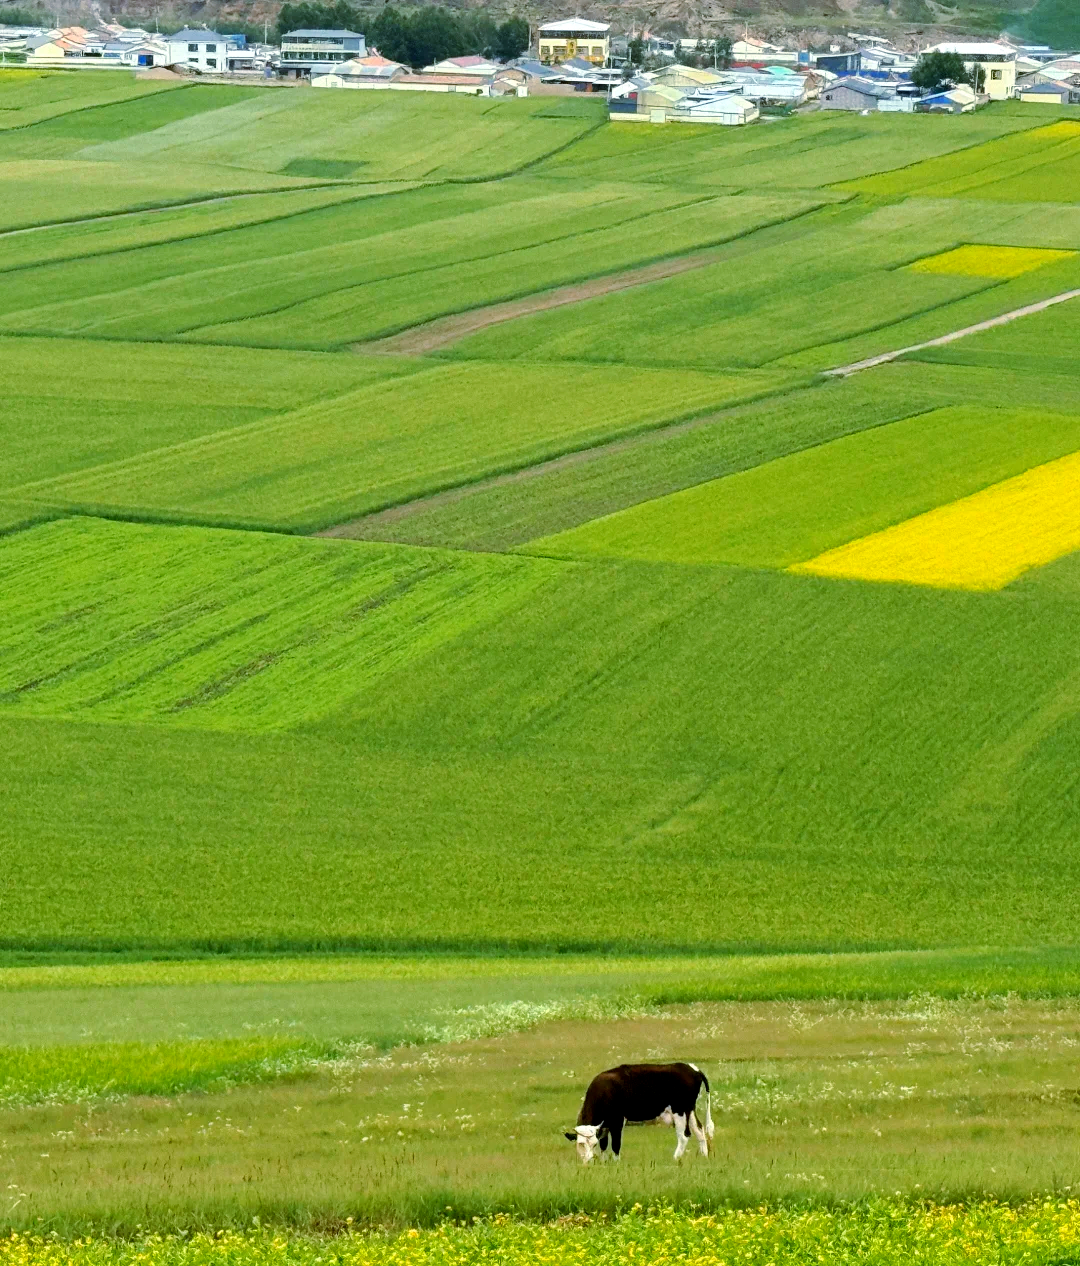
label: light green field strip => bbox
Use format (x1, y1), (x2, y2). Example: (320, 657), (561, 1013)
(0, 159), (328, 233)
(523, 406), (1080, 569)
(1, 946), (1076, 1000)
(0, 336), (420, 489)
(0, 70), (180, 132)
(0, 500), (56, 535)
(0, 187), (814, 348)
(9, 363), (777, 532)
(0, 184), (408, 273)
(537, 107), (1050, 190)
(839, 120), (1080, 202)
(0, 519), (559, 729)
(71, 91), (601, 182)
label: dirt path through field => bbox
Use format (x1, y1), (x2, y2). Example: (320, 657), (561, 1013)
(825, 288), (1080, 377)
(352, 248), (727, 357)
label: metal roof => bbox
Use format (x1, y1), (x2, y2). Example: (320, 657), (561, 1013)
(830, 75), (897, 97)
(281, 28), (364, 38)
(539, 17), (609, 32)
(930, 42), (1015, 57)
(169, 28), (226, 41)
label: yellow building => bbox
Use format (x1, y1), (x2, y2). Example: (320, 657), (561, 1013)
(538, 17), (610, 65)
(928, 42), (1017, 100)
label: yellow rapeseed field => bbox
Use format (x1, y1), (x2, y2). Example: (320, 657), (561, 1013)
(1036, 120), (1080, 141)
(909, 243), (1077, 279)
(791, 449), (1080, 591)
(4, 1203), (1080, 1266)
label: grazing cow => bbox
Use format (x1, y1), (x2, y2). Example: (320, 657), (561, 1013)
(564, 1062), (714, 1163)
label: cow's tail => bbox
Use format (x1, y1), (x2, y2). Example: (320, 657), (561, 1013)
(691, 1064), (715, 1141)
(698, 1073), (709, 1144)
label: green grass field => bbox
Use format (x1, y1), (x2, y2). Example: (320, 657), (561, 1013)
(4, 73), (1080, 1247)
(0, 181), (819, 347)
(9, 363), (779, 530)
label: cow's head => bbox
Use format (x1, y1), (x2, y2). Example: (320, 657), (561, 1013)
(563, 1123), (606, 1163)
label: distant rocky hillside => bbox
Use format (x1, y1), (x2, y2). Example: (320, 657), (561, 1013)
(9, 0), (1076, 52)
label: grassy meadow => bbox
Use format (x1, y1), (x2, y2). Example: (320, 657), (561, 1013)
(4, 72), (1080, 1250)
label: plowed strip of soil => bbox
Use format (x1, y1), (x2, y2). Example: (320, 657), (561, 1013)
(352, 249), (727, 357)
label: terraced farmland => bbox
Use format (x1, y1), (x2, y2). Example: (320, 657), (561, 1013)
(4, 71), (1080, 1242)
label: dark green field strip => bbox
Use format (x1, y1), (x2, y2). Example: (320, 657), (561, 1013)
(7, 363), (777, 534)
(0, 337), (420, 490)
(333, 360), (1080, 551)
(0, 185), (403, 274)
(5, 545), (1080, 951)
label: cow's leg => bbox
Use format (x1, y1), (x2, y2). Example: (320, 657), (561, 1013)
(688, 1111), (709, 1156)
(672, 1112), (690, 1160)
(608, 1120), (623, 1161)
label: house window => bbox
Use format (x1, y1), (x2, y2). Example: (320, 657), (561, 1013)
(991, 68), (1002, 79)
(206, 43), (217, 52)
(188, 42), (198, 51)
(206, 57), (217, 67)
(188, 56), (197, 62)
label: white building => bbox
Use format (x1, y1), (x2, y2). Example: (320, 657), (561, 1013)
(927, 42), (1017, 100)
(165, 28), (231, 72)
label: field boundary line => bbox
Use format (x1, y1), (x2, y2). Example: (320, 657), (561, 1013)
(824, 288), (1080, 377)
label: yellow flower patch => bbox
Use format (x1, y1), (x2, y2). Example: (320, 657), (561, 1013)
(909, 243), (1077, 279)
(790, 449), (1080, 591)
(1036, 120), (1080, 141)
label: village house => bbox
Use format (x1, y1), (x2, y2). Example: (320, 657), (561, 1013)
(278, 28), (366, 78)
(537, 18), (609, 65)
(927, 42), (1016, 100)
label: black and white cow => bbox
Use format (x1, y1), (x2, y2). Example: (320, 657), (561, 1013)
(564, 1062), (714, 1163)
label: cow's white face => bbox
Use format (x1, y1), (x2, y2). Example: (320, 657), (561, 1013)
(564, 1124), (604, 1163)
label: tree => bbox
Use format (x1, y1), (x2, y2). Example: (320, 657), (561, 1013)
(368, 4), (410, 61)
(628, 35), (645, 66)
(406, 6), (465, 67)
(911, 49), (969, 93)
(494, 17), (530, 61)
